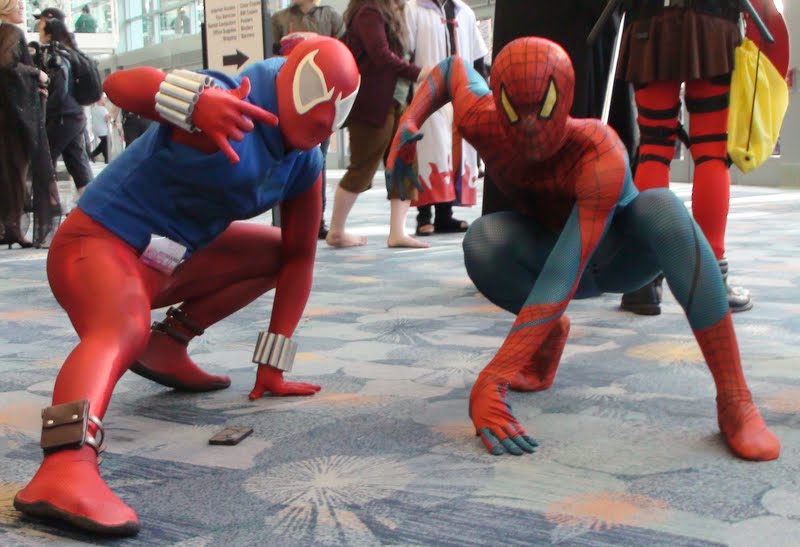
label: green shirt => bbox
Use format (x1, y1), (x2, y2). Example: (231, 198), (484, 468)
(271, 4), (345, 54)
(74, 14), (97, 33)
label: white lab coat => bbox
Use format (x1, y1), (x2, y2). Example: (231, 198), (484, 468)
(406, 0), (488, 206)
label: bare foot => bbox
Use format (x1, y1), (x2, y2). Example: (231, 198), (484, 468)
(14, 446), (140, 536)
(326, 232), (367, 248)
(387, 234), (430, 248)
(129, 331), (230, 392)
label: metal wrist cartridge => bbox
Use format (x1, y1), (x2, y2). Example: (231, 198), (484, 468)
(155, 69), (216, 132)
(251, 332), (298, 372)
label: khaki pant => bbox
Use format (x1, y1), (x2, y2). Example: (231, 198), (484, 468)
(339, 102), (418, 200)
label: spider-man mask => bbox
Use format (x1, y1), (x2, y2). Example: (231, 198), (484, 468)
(276, 35), (360, 151)
(490, 37), (574, 162)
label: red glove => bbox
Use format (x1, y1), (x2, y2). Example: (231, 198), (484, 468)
(191, 77), (278, 164)
(469, 375), (538, 456)
(249, 365), (321, 400)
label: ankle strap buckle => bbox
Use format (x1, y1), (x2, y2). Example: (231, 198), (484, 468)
(41, 400), (106, 460)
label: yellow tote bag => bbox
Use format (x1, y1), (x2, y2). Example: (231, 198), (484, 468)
(727, 38), (789, 174)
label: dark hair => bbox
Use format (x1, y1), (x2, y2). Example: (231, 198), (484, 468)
(43, 18), (77, 49)
(82, 5), (90, 13)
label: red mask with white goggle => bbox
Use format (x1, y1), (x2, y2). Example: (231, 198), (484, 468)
(276, 35), (360, 151)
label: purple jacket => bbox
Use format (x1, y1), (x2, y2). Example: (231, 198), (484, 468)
(346, 5), (421, 128)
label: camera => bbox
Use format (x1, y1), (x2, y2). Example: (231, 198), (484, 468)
(44, 42), (62, 69)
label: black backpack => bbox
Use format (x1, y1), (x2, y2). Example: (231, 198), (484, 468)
(60, 46), (102, 106)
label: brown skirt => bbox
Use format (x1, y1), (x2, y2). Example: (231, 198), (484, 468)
(618, 8), (741, 85)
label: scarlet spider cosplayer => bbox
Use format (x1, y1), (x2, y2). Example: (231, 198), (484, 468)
(13, 35), (360, 536)
(387, 37), (780, 461)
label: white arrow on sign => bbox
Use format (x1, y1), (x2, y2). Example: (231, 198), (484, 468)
(203, 0), (268, 76)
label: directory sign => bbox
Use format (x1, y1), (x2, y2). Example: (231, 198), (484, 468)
(203, 0), (270, 75)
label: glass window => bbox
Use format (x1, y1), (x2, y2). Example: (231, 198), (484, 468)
(162, 6), (191, 38)
(129, 0), (143, 19)
(113, 0), (292, 55)
(127, 18), (145, 50)
(70, 1), (113, 33)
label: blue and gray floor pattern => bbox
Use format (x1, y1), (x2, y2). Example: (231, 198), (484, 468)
(1, 172), (799, 546)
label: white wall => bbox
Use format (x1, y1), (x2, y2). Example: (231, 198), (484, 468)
(758, 1), (800, 187)
(323, 0), (347, 13)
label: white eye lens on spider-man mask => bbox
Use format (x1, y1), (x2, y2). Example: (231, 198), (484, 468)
(293, 50), (335, 115)
(332, 77), (360, 131)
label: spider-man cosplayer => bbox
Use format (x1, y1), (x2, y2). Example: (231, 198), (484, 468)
(13, 35), (360, 536)
(618, 0), (753, 314)
(387, 37), (779, 462)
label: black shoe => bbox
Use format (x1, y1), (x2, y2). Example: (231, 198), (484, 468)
(433, 217), (469, 233)
(0, 224), (33, 249)
(719, 257), (753, 313)
(620, 275), (664, 316)
(318, 223), (329, 240)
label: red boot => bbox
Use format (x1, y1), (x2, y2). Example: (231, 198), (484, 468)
(14, 401), (140, 536)
(509, 315), (570, 392)
(15, 446), (139, 535)
(129, 307), (230, 391)
(717, 395), (780, 461)
(694, 312), (780, 461)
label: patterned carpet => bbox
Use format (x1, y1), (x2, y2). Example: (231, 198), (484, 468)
(1, 173), (800, 546)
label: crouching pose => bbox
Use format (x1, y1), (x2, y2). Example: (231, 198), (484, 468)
(387, 37), (779, 462)
(14, 35), (360, 536)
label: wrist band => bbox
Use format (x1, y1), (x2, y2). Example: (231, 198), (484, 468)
(252, 332), (298, 373)
(155, 69), (216, 132)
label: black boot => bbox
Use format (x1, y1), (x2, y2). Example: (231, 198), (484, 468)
(620, 274), (664, 316)
(719, 256), (753, 313)
(318, 221), (329, 240)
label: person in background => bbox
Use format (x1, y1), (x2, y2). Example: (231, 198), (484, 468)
(37, 14), (94, 197)
(109, 66), (152, 149)
(0, 0), (58, 248)
(617, 0), (752, 315)
(272, 0), (345, 239)
(172, 7), (190, 35)
(82, 104), (93, 156)
(406, 0), (488, 237)
(121, 106), (154, 146)
(326, 0), (432, 248)
(106, 101), (125, 161)
(90, 95), (110, 163)
(74, 4), (96, 33)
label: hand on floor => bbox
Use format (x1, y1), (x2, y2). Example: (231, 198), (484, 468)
(469, 375), (538, 456)
(249, 365), (321, 400)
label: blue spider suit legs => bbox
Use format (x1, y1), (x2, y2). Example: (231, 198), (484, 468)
(464, 188), (728, 331)
(464, 184), (780, 460)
